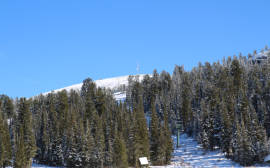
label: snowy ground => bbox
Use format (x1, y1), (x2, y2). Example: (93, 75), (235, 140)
(7, 162), (54, 168)
(28, 133), (270, 168)
(114, 91), (127, 101)
(151, 133), (270, 168)
(31, 163), (54, 168)
(42, 74), (150, 96)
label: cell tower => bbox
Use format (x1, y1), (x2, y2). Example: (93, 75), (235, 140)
(137, 62), (139, 75)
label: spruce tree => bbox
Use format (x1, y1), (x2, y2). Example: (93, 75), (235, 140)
(132, 98), (150, 167)
(163, 99), (173, 164)
(0, 126), (4, 168)
(85, 120), (95, 167)
(17, 97), (37, 167)
(181, 72), (192, 129)
(137, 98), (150, 158)
(3, 118), (12, 166)
(97, 116), (105, 168)
(157, 118), (165, 165)
(234, 115), (242, 163)
(240, 114), (253, 166)
(231, 59), (242, 93)
(14, 126), (27, 168)
(114, 131), (128, 168)
(220, 97), (232, 155)
(149, 99), (159, 165)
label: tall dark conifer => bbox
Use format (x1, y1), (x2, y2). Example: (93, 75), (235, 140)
(163, 98), (173, 164)
(17, 98), (37, 167)
(114, 126), (128, 168)
(149, 99), (159, 165)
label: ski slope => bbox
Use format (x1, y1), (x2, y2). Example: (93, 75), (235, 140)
(42, 74), (149, 100)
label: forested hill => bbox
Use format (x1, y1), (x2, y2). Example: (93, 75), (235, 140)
(41, 74), (149, 96)
(125, 46), (270, 166)
(0, 75), (173, 167)
(1, 46), (270, 167)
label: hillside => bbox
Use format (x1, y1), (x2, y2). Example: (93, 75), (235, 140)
(42, 74), (149, 100)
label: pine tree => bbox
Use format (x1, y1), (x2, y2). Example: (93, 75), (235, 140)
(202, 129), (210, 150)
(65, 125), (78, 167)
(149, 99), (159, 165)
(36, 108), (48, 164)
(142, 74), (152, 112)
(240, 114), (253, 166)
(137, 98), (150, 158)
(163, 99), (173, 164)
(220, 97), (232, 155)
(231, 59), (242, 94)
(131, 98), (150, 167)
(234, 115), (242, 163)
(114, 131), (128, 168)
(14, 126), (27, 168)
(261, 101), (269, 134)
(84, 120), (95, 167)
(0, 100), (11, 167)
(2, 96), (14, 119)
(104, 106), (114, 167)
(0, 137), (4, 168)
(181, 72), (192, 129)
(157, 118), (165, 165)
(97, 116), (105, 168)
(17, 97), (37, 167)
(3, 117), (12, 167)
(0, 123), (4, 168)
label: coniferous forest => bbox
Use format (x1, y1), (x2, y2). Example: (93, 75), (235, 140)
(1, 46), (270, 167)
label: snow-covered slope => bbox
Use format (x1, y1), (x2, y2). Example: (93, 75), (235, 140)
(252, 50), (270, 61)
(151, 134), (270, 168)
(42, 74), (149, 99)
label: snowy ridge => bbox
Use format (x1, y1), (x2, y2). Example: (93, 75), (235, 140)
(252, 50), (270, 60)
(42, 74), (149, 96)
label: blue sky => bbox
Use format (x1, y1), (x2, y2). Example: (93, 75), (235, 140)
(0, 0), (270, 98)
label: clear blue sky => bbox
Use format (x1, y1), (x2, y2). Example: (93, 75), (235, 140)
(1, 0), (270, 98)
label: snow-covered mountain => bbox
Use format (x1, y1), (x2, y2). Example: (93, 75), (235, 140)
(42, 74), (149, 100)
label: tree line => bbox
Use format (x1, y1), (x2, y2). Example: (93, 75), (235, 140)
(125, 45), (270, 166)
(0, 77), (173, 167)
(1, 45), (270, 167)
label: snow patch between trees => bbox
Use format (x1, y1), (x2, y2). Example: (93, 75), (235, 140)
(14, 134), (270, 167)
(151, 134), (270, 168)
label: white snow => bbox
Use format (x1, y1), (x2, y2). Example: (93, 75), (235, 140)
(15, 132), (269, 168)
(151, 133), (270, 168)
(114, 93), (127, 101)
(264, 154), (270, 162)
(31, 162), (55, 168)
(42, 75), (149, 100)
(7, 162), (56, 168)
(252, 50), (270, 60)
